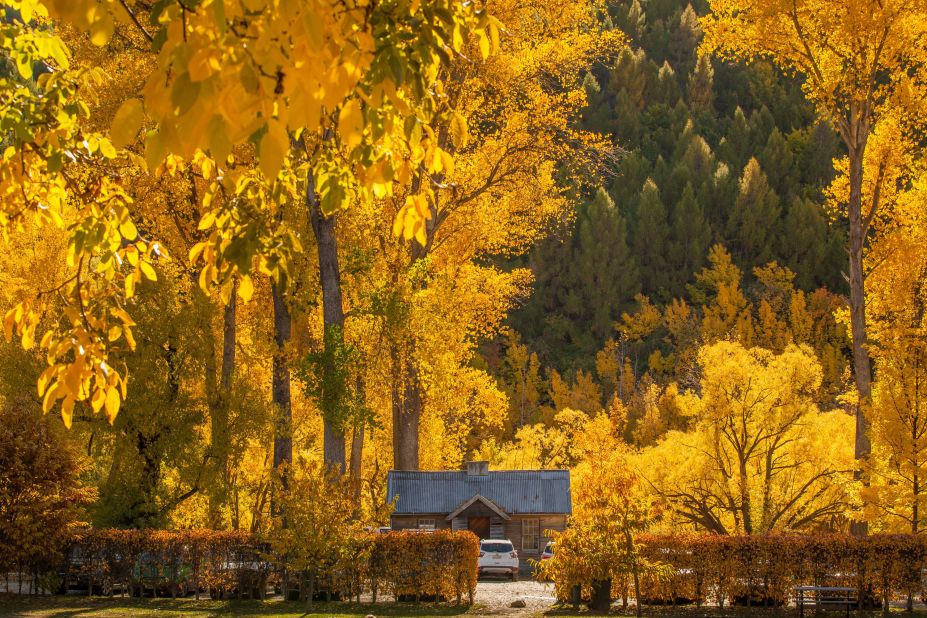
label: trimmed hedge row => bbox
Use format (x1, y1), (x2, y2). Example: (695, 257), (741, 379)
(10, 528), (478, 603)
(62, 529), (272, 599)
(369, 530), (479, 603)
(621, 534), (927, 609)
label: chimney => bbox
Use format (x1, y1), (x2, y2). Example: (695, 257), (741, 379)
(466, 461), (489, 476)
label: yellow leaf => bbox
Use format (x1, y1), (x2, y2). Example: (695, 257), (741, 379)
(108, 325), (122, 342)
(98, 137), (117, 159)
(42, 382), (61, 414)
(20, 0), (36, 22)
(61, 397), (74, 428)
(119, 218), (138, 239)
(478, 31), (490, 59)
(37, 366), (55, 397)
(104, 386), (120, 423)
(449, 112), (469, 148)
(219, 281), (232, 305)
(89, 11), (114, 46)
(125, 272), (136, 297)
(111, 307), (134, 325)
(429, 146), (444, 173)
(21, 324), (34, 349)
(199, 263), (215, 293)
(259, 120), (288, 179)
(488, 17), (501, 52)
(139, 261), (157, 281)
(197, 211), (216, 231)
(91, 387), (105, 413)
(338, 99), (364, 149)
(440, 149), (454, 175)
(207, 115), (232, 165)
(238, 276), (254, 302)
(111, 99), (144, 149)
(144, 130), (167, 172)
(124, 325), (136, 350)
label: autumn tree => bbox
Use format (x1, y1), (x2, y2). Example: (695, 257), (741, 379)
(867, 330), (927, 533)
(864, 174), (927, 534)
(267, 459), (365, 604)
(641, 341), (854, 534)
(359, 0), (622, 469)
(541, 432), (663, 614)
(701, 0), (927, 513)
(0, 396), (95, 580)
(0, 0), (497, 426)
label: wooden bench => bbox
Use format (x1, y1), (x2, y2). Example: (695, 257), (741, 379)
(795, 586), (857, 617)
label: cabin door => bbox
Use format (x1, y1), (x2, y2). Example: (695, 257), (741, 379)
(467, 516), (491, 539)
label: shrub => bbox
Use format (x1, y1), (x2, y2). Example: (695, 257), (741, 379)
(0, 397), (95, 593)
(52, 527), (477, 604)
(369, 530), (479, 603)
(557, 534), (927, 610)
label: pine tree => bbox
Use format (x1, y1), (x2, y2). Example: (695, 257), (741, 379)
(656, 61), (680, 104)
(726, 158), (781, 269)
(634, 179), (671, 300)
(576, 189), (642, 343)
(687, 55), (715, 113)
(778, 197), (832, 290)
(759, 128), (794, 195)
(718, 107), (752, 172)
(668, 4), (702, 76)
(668, 183), (712, 289)
(512, 189), (640, 371)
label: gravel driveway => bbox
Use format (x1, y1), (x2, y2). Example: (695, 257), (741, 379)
(473, 578), (557, 615)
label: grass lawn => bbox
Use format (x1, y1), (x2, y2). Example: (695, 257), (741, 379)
(0, 595), (478, 618)
(5, 596), (927, 617)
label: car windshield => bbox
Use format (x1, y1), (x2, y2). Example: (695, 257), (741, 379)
(482, 542), (513, 553)
(543, 543), (554, 554)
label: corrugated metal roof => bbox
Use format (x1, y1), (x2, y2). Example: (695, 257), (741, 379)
(387, 469), (571, 515)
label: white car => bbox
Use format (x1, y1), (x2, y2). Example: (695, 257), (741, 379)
(478, 539), (519, 580)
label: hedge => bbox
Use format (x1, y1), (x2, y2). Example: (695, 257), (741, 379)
(61, 529), (266, 600)
(610, 534), (927, 610)
(369, 530), (479, 603)
(7, 527), (479, 604)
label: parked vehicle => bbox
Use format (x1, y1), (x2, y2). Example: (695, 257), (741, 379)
(131, 552), (195, 597)
(58, 544), (127, 596)
(540, 541), (554, 562)
(534, 541), (555, 581)
(478, 539), (519, 581)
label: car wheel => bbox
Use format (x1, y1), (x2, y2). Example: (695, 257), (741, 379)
(510, 571), (518, 582)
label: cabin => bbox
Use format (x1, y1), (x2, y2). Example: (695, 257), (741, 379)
(386, 461), (571, 562)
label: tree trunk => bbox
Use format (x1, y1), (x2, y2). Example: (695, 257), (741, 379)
(271, 279), (293, 508)
(350, 420), (364, 482)
(589, 579), (612, 613)
(391, 345), (421, 470)
(308, 176), (347, 473)
(209, 288), (236, 527)
(739, 459), (753, 535)
(847, 145), (873, 537)
(626, 529), (642, 617)
(203, 300), (221, 524)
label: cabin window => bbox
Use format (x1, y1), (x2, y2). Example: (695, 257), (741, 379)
(418, 518), (435, 530)
(522, 519), (539, 551)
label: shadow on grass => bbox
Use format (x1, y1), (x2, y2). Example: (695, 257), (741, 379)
(540, 605), (927, 617)
(0, 595), (476, 618)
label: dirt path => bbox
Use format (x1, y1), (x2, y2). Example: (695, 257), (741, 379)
(472, 579), (557, 615)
